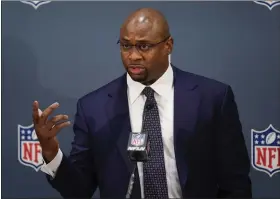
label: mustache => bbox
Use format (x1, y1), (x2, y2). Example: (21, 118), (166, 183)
(128, 64), (145, 68)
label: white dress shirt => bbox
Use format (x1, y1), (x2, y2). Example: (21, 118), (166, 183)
(40, 64), (182, 198)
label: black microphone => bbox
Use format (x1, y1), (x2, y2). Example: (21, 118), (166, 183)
(126, 104), (153, 198)
(127, 132), (150, 162)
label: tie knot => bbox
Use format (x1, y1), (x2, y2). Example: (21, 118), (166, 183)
(142, 87), (154, 99)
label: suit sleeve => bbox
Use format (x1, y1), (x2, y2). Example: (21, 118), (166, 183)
(46, 99), (98, 198)
(216, 86), (252, 198)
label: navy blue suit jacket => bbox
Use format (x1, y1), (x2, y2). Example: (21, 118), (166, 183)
(47, 66), (252, 198)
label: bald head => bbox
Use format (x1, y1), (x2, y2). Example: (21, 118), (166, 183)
(121, 8), (170, 40)
(119, 8), (173, 85)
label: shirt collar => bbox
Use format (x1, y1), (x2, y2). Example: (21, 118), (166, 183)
(127, 63), (174, 104)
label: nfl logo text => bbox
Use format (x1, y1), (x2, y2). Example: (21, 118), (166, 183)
(251, 124), (280, 177)
(131, 133), (145, 147)
(18, 124), (44, 171)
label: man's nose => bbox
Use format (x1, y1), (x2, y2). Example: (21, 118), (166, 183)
(128, 47), (143, 61)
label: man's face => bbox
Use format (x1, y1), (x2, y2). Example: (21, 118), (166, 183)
(119, 21), (171, 84)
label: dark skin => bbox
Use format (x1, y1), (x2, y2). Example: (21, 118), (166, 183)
(120, 8), (173, 85)
(32, 8), (173, 162)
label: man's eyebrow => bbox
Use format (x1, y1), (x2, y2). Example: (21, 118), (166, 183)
(119, 38), (153, 43)
(120, 38), (129, 41)
(136, 39), (153, 43)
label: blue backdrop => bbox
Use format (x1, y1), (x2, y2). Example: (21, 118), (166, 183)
(2, 1), (280, 198)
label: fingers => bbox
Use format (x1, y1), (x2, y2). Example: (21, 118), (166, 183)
(32, 101), (71, 140)
(38, 108), (43, 116)
(40, 102), (60, 125)
(32, 101), (40, 124)
(50, 121), (71, 137)
(46, 114), (69, 130)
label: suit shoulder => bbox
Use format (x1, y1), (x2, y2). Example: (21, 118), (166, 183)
(176, 68), (231, 101)
(181, 70), (234, 108)
(78, 74), (125, 104)
(181, 69), (230, 92)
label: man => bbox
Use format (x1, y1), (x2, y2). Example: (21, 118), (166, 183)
(33, 8), (252, 198)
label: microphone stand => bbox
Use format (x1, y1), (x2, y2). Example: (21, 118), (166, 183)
(126, 164), (137, 198)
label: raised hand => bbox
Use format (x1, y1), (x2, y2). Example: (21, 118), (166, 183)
(32, 101), (71, 162)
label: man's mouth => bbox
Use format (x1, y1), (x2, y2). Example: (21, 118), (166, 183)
(128, 65), (145, 75)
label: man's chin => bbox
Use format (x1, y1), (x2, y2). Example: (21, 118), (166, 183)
(128, 72), (146, 82)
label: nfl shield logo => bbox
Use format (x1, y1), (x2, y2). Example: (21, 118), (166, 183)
(18, 124), (44, 171)
(131, 133), (145, 146)
(251, 124), (280, 177)
(21, 1), (51, 9)
(254, 1), (280, 10)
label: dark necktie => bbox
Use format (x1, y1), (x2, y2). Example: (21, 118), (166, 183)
(141, 87), (169, 198)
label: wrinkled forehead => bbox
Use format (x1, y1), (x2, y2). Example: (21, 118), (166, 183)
(120, 17), (161, 42)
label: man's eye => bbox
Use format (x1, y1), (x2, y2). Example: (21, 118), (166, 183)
(122, 44), (131, 49)
(139, 44), (150, 50)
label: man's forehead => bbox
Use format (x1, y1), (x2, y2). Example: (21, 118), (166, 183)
(120, 21), (161, 41)
(120, 31), (159, 42)
(123, 18), (153, 32)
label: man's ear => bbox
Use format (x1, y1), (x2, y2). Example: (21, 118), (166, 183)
(165, 37), (173, 55)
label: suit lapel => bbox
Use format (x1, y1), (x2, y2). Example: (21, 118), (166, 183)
(173, 66), (201, 191)
(105, 74), (134, 174)
(105, 67), (201, 192)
